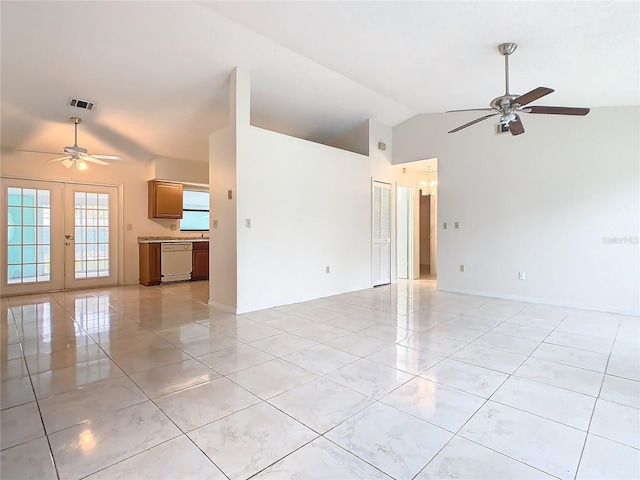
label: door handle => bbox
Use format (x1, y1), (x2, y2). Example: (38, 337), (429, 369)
(65, 234), (75, 240)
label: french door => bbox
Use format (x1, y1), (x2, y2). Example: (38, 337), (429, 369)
(1, 178), (118, 296)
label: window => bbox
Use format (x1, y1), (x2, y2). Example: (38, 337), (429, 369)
(180, 190), (209, 231)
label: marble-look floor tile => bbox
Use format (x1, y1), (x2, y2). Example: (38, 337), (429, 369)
(422, 323), (487, 343)
(473, 332), (540, 356)
(253, 436), (391, 479)
(24, 343), (108, 375)
(326, 402), (452, 480)
(1, 376), (35, 410)
(248, 332), (316, 356)
(589, 398), (640, 448)
(188, 401), (317, 480)
(515, 357), (604, 396)
(0, 401), (45, 450)
(599, 375), (640, 409)
(196, 344), (274, 375)
(175, 332), (240, 357)
(416, 435), (555, 479)
(576, 434), (640, 480)
(20, 333), (96, 357)
(381, 377), (485, 432)
(398, 332), (468, 357)
(544, 331), (613, 355)
(533, 342), (609, 373)
(39, 376), (147, 434)
(324, 314), (382, 332)
(86, 435), (226, 480)
(154, 377), (260, 432)
(226, 358), (317, 399)
(420, 358), (508, 398)
(607, 341), (640, 381)
(97, 333), (175, 357)
(491, 376), (596, 430)
(326, 358), (414, 399)
(489, 323), (552, 342)
(3, 342), (25, 360)
(0, 436), (57, 480)
(289, 322), (351, 343)
(129, 358), (219, 398)
(49, 401), (181, 480)
(154, 323), (212, 344)
(451, 344), (527, 374)
(31, 357), (125, 399)
(459, 401), (586, 480)
(268, 377), (374, 433)
(110, 344), (190, 375)
(366, 344), (443, 375)
(323, 333), (390, 357)
(358, 323), (415, 343)
(1, 358), (31, 382)
(281, 344), (358, 375)
(219, 324), (282, 343)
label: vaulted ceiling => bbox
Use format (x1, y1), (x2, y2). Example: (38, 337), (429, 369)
(1, 1), (638, 164)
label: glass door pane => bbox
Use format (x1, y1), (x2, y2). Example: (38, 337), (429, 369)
(2, 179), (63, 295)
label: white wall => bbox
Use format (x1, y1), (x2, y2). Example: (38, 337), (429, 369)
(393, 107), (640, 314)
(153, 156), (208, 185)
(236, 126), (373, 312)
(327, 121), (370, 156)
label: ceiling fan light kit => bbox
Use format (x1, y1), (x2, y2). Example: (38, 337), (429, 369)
(447, 43), (590, 136)
(49, 117), (123, 169)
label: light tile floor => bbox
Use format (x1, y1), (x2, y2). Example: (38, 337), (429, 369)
(1, 280), (639, 480)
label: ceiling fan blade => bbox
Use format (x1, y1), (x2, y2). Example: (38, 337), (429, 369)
(49, 156), (72, 162)
(509, 115), (525, 136)
(448, 113), (499, 133)
(83, 156), (109, 166)
(514, 87), (554, 107)
(446, 108), (495, 113)
(525, 106), (590, 116)
(90, 154), (123, 161)
(61, 159), (74, 169)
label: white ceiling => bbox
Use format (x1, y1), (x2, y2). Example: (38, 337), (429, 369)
(1, 1), (638, 164)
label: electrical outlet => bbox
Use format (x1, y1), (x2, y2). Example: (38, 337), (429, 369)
(454, 222), (459, 229)
(326, 266), (330, 274)
(245, 219), (251, 228)
(519, 272), (526, 280)
(227, 190), (233, 200)
(126, 223), (133, 231)
(459, 264), (465, 272)
(170, 224), (177, 231)
(443, 222), (448, 230)
(212, 220), (218, 229)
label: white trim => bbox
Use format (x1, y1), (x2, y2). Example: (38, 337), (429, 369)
(207, 300), (237, 314)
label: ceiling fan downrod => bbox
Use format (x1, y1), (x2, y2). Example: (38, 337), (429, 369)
(498, 42), (517, 95)
(70, 116), (81, 147)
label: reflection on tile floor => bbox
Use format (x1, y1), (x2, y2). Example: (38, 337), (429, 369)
(1, 280), (639, 479)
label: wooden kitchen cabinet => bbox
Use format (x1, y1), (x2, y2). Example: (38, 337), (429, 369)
(139, 243), (161, 286)
(148, 180), (183, 219)
(191, 242), (209, 281)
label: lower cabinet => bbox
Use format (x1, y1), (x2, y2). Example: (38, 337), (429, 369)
(191, 242), (209, 281)
(139, 243), (161, 286)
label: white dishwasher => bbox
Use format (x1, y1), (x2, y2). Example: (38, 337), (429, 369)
(161, 243), (193, 283)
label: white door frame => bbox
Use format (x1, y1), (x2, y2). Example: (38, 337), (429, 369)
(372, 180), (392, 287)
(1, 176), (122, 295)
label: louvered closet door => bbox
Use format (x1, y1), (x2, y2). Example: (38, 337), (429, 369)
(372, 181), (391, 286)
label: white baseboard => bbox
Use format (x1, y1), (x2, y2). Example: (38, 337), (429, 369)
(207, 300), (237, 314)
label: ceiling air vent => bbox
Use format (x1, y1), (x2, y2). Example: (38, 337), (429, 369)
(68, 98), (95, 110)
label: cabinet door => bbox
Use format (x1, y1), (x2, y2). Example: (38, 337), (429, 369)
(191, 244), (209, 281)
(149, 181), (183, 219)
(139, 243), (161, 286)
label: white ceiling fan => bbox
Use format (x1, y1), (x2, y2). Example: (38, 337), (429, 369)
(50, 117), (123, 169)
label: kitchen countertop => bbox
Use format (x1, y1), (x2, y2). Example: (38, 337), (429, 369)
(138, 236), (210, 243)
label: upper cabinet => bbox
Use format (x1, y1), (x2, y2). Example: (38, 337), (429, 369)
(148, 180), (183, 219)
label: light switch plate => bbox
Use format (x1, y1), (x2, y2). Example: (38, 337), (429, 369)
(212, 220), (218, 229)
